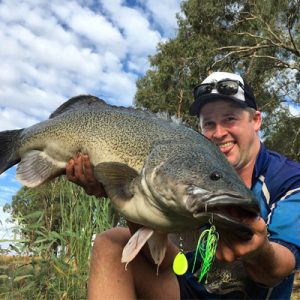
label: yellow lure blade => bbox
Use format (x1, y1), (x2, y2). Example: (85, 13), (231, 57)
(172, 252), (188, 275)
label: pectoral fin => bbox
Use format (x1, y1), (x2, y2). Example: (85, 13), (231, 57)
(121, 227), (154, 270)
(121, 227), (168, 275)
(147, 232), (168, 275)
(94, 162), (139, 201)
(16, 150), (65, 187)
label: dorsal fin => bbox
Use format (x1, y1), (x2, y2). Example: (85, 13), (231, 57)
(49, 95), (108, 118)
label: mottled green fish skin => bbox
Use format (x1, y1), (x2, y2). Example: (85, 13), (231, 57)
(0, 95), (260, 236)
(18, 101), (202, 171)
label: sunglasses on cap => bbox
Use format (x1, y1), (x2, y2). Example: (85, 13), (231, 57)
(193, 79), (245, 99)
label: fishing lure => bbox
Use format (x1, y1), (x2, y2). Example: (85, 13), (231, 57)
(172, 236), (188, 275)
(192, 220), (219, 282)
(172, 217), (219, 283)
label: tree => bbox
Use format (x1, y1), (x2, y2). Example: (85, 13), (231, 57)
(135, 0), (300, 159)
(263, 109), (300, 160)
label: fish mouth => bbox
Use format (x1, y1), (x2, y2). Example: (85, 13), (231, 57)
(203, 195), (259, 218)
(186, 193), (260, 240)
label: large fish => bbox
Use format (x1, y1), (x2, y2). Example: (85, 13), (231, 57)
(0, 95), (259, 269)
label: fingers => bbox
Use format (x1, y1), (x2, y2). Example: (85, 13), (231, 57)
(216, 217), (269, 263)
(246, 216), (268, 235)
(216, 240), (236, 263)
(73, 153), (87, 184)
(66, 153), (88, 186)
(66, 153), (107, 198)
(66, 158), (78, 183)
(82, 154), (95, 182)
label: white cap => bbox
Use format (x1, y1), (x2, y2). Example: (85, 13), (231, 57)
(190, 71), (257, 116)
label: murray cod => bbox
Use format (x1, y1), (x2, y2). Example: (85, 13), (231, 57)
(0, 95), (259, 269)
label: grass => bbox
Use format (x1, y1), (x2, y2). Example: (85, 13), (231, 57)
(0, 179), (113, 299)
(292, 272), (300, 300)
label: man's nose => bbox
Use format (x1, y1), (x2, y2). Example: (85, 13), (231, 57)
(213, 124), (228, 139)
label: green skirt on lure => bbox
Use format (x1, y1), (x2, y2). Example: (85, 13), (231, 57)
(172, 222), (219, 283)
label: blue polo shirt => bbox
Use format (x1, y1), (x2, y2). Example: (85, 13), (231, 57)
(179, 143), (300, 299)
(251, 143), (300, 299)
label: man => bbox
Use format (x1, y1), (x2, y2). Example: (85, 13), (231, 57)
(66, 72), (300, 299)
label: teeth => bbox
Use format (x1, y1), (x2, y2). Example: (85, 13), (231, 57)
(218, 142), (234, 148)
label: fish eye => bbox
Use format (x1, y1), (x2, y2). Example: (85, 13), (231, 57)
(209, 172), (222, 181)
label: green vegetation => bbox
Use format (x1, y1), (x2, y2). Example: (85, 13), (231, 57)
(1, 0), (299, 298)
(135, 0), (300, 161)
(0, 178), (113, 299)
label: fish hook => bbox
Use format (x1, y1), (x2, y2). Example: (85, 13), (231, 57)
(209, 213), (214, 225)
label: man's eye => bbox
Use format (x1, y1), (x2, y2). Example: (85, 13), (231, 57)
(203, 122), (214, 129)
(226, 116), (236, 122)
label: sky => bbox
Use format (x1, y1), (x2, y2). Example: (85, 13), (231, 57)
(0, 0), (181, 249)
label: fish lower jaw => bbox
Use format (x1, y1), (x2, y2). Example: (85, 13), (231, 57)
(193, 204), (258, 222)
(192, 212), (254, 240)
(192, 211), (242, 224)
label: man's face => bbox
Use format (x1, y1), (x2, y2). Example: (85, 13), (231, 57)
(199, 100), (261, 171)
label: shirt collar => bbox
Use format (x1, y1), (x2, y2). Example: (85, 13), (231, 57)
(252, 142), (269, 183)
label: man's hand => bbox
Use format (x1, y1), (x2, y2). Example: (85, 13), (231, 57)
(66, 153), (107, 198)
(217, 216), (296, 286)
(216, 216), (268, 263)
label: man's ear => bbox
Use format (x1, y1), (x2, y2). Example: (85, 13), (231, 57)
(253, 111), (262, 132)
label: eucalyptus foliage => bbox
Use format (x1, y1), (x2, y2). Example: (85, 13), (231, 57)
(135, 0), (300, 160)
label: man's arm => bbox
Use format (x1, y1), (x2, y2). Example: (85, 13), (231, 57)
(243, 241), (296, 286)
(216, 216), (296, 287)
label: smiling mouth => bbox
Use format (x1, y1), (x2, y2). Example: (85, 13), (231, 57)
(217, 141), (236, 149)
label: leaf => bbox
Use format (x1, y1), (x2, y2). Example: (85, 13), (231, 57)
(49, 231), (63, 240)
(13, 275), (33, 282)
(23, 210), (44, 220)
(33, 238), (49, 244)
(52, 264), (67, 277)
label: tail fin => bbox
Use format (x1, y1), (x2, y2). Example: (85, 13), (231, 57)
(0, 129), (23, 174)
